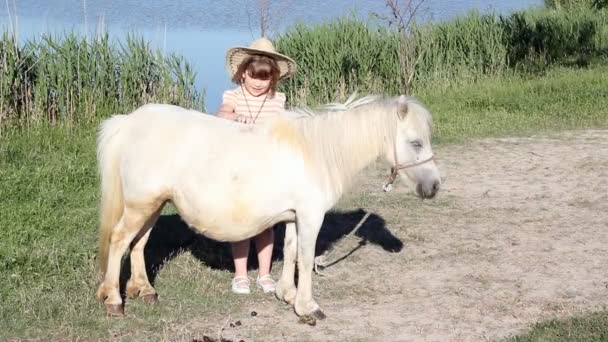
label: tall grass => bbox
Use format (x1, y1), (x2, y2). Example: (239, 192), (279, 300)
(415, 11), (508, 84)
(275, 19), (403, 105)
(503, 7), (608, 71)
(545, 0), (608, 10)
(0, 31), (204, 129)
(276, 7), (608, 106)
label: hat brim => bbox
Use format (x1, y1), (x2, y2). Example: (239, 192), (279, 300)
(226, 47), (297, 80)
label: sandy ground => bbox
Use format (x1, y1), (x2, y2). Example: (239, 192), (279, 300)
(185, 129), (608, 342)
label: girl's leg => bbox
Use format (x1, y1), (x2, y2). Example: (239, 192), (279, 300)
(231, 239), (251, 294)
(254, 228), (275, 293)
(231, 239), (250, 277)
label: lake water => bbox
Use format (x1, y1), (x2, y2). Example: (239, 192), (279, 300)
(1, 0), (543, 112)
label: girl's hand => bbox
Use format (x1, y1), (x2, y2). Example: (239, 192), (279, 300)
(235, 115), (253, 124)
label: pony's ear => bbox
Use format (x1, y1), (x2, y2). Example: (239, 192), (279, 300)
(397, 95), (409, 119)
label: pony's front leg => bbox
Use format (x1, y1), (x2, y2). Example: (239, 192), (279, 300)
(276, 222), (297, 305)
(294, 213), (326, 323)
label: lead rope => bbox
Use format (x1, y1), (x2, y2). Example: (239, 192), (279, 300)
(314, 146), (435, 275)
(314, 212), (371, 276)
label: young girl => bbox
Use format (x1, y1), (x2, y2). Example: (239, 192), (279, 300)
(217, 37), (297, 294)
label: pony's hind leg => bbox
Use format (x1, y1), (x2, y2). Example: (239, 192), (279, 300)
(96, 205), (159, 316)
(126, 207), (162, 304)
(276, 222), (297, 305)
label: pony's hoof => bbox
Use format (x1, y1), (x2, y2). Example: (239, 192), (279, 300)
(298, 315), (317, 326)
(312, 309), (326, 320)
(142, 293), (158, 305)
(105, 304), (124, 317)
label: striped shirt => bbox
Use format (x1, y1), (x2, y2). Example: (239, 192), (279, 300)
(222, 87), (286, 124)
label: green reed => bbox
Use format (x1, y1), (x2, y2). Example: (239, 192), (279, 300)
(275, 18), (403, 105)
(276, 7), (608, 106)
(413, 11), (508, 85)
(545, 0), (608, 9)
(0, 31), (204, 128)
(503, 6), (608, 71)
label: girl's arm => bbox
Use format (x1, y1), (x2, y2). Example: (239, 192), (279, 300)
(217, 103), (237, 120)
(218, 104), (253, 124)
(218, 89), (239, 120)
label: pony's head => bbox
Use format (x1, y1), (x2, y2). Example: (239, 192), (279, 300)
(386, 95), (440, 198)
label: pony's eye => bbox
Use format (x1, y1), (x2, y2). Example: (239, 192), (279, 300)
(410, 140), (423, 149)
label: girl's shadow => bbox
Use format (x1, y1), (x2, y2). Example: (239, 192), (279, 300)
(120, 209), (403, 286)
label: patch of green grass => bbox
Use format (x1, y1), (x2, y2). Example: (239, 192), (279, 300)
(0, 124), (244, 340)
(503, 310), (608, 341)
(417, 64), (608, 144)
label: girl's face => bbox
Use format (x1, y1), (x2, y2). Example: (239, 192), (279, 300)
(242, 71), (271, 97)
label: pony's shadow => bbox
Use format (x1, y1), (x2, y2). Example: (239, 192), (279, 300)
(120, 209), (403, 286)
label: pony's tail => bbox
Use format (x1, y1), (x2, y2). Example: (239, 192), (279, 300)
(97, 114), (128, 278)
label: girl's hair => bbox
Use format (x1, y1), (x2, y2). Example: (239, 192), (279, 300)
(232, 55), (280, 97)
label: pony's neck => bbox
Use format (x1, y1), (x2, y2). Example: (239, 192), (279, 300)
(295, 104), (397, 203)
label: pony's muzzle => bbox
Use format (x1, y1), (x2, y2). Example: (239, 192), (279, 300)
(416, 179), (440, 199)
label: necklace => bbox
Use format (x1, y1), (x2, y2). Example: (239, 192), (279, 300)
(241, 85), (268, 124)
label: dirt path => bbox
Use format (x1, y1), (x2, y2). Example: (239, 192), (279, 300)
(190, 130), (608, 342)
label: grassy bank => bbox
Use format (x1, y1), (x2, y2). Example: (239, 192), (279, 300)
(417, 64), (608, 143)
(1, 62), (606, 339)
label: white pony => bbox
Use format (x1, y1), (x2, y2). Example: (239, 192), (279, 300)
(96, 94), (440, 323)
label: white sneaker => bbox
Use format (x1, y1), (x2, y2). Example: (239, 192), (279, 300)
(231, 276), (250, 295)
(256, 274), (276, 293)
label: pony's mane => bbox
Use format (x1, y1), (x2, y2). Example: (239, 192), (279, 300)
(321, 93), (383, 112)
(286, 93), (382, 118)
(286, 95), (400, 198)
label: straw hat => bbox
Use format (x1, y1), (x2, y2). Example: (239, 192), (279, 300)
(226, 38), (297, 80)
